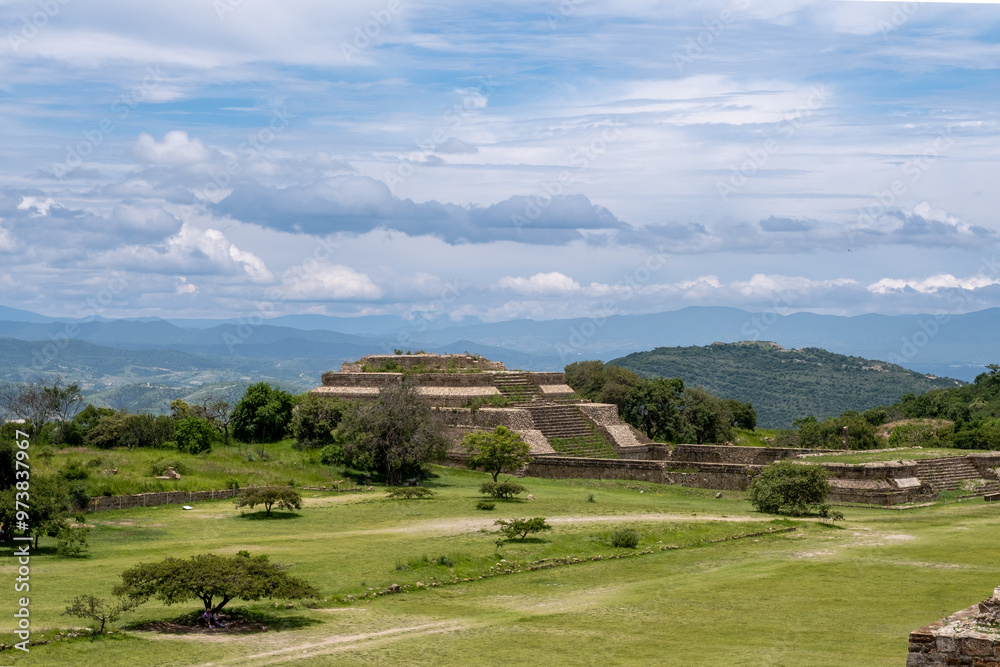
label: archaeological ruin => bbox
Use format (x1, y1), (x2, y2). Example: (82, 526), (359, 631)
(312, 354), (1000, 505)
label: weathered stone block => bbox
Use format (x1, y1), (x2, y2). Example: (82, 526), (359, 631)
(963, 638), (994, 657)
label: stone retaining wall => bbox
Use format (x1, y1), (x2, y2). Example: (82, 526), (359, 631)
(669, 444), (826, 465)
(437, 407), (536, 431)
(907, 588), (1000, 666)
(88, 488), (243, 512)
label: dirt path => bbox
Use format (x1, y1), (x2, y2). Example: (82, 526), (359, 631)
(179, 621), (465, 666)
(335, 512), (764, 538)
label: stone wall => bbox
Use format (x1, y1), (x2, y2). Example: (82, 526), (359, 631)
(88, 488), (243, 512)
(526, 456), (668, 483)
(669, 444), (827, 465)
(437, 407), (536, 431)
(908, 587), (1000, 666)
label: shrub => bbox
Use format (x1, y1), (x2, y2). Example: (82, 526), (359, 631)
(231, 382), (295, 443)
(609, 527), (640, 548)
(291, 394), (346, 449)
(225, 477), (240, 490)
(384, 487), (436, 499)
(479, 481), (527, 500)
(175, 417), (218, 454)
(60, 459), (90, 482)
(476, 500), (495, 511)
(68, 483), (90, 511)
(748, 461), (831, 517)
(495, 517), (551, 541)
(320, 443), (344, 466)
(149, 460), (190, 477)
(56, 519), (89, 558)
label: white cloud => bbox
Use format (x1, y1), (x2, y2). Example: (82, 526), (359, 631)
(282, 264), (383, 300)
(868, 273), (1000, 295)
(131, 131), (212, 166)
(498, 272), (582, 294)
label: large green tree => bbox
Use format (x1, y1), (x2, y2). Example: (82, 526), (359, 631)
(621, 377), (687, 442)
(231, 383), (295, 443)
(462, 426), (533, 482)
(338, 381), (446, 485)
(114, 552), (319, 613)
(291, 393), (346, 449)
(748, 461), (830, 516)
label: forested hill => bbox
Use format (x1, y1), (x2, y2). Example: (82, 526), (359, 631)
(610, 342), (964, 428)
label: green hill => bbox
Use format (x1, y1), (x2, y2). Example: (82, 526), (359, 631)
(610, 341), (964, 428)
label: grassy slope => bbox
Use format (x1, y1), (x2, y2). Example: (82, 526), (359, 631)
(3, 465), (998, 666)
(611, 342), (963, 428)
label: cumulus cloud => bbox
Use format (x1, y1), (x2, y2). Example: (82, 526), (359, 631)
(210, 176), (627, 244)
(868, 273), (1000, 295)
(98, 223), (274, 283)
(131, 131), (213, 166)
(498, 272), (582, 295)
(282, 264), (383, 300)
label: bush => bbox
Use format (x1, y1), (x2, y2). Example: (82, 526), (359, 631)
(291, 394), (345, 449)
(231, 383), (295, 443)
(319, 443), (345, 466)
(748, 461), (831, 517)
(479, 481), (527, 500)
(476, 500), (495, 511)
(495, 517), (551, 541)
(56, 520), (89, 558)
(175, 417), (218, 454)
(60, 459), (90, 482)
(609, 527), (640, 548)
(68, 483), (90, 511)
(384, 487), (436, 499)
(149, 460), (190, 477)
(225, 477), (240, 490)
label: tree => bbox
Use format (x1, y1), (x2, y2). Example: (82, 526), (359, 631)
(564, 361), (643, 410)
(0, 475), (72, 548)
(748, 461), (831, 516)
(462, 426), (533, 482)
(0, 378), (83, 437)
(202, 398), (234, 448)
(175, 416), (218, 454)
(113, 552), (319, 614)
(621, 377), (687, 441)
(233, 487), (303, 517)
(495, 517), (551, 541)
(231, 383), (295, 443)
(291, 393), (345, 449)
(63, 595), (140, 634)
(337, 381), (446, 485)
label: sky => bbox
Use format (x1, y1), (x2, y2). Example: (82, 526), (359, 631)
(1, 0), (1000, 325)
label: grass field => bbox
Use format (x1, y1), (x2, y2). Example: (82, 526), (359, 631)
(2, 464), (998, 666)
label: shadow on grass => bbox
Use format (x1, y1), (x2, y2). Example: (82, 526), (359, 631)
(126, 607), (323, 635)
(235, 511), (302, 521)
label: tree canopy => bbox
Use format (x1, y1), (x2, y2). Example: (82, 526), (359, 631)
(461, 426), (533, 482)
(231, 382), (295, 443)
(337, 381), (446, 485)
(748, 461), (831, 516)
(113, 552), (319, 613)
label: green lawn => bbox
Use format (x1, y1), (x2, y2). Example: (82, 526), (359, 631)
(3, 464), (998, 666)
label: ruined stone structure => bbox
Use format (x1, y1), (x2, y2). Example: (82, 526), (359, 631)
(313, 354), (1000, 505)
(908, 587), (1000, 665)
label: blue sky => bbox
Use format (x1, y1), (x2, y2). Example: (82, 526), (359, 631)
(1, 0), (1000, 323)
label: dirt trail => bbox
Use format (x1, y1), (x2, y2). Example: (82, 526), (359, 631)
(181, 621), (465, 666)
(335, 512), (763, 538)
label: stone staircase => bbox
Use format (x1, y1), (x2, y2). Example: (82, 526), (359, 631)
(492, 372), (542, 403)
(527, 403), (617, 458)
(916, 457), (1000, 494)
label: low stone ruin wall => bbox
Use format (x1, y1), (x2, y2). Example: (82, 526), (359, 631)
(908, 587), (1000, 666)
(88, 488), (243, 512)
(669, 444), (826, 465)
(524, 457), (759, 490)
(438, 407), (535, 431)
